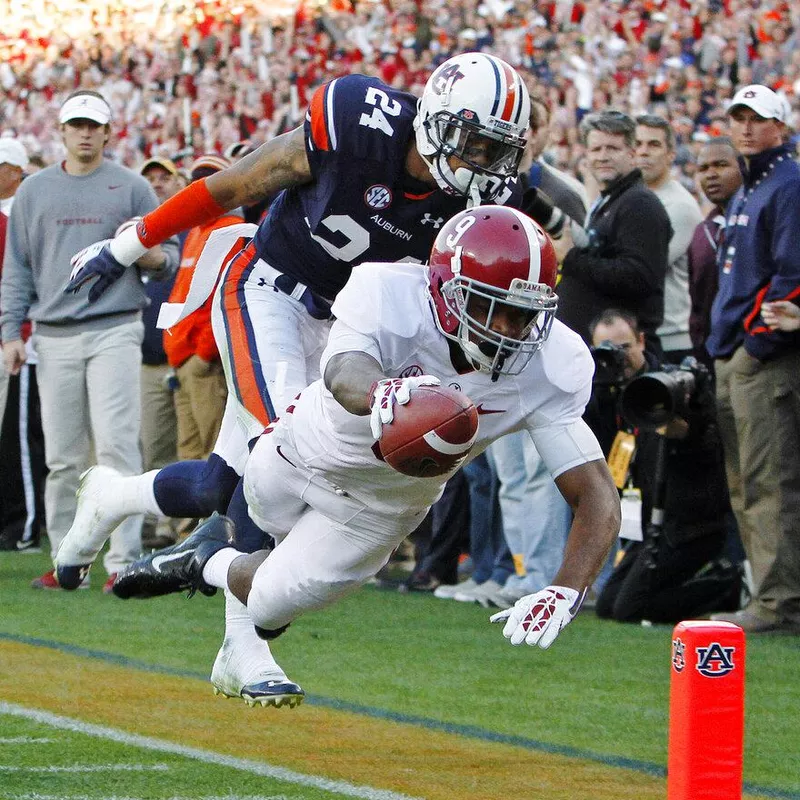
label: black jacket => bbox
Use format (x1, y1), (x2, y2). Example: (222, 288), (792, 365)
(558, 169), (671, 356)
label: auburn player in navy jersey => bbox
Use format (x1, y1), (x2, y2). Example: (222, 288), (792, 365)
(56, 53), (530, 706)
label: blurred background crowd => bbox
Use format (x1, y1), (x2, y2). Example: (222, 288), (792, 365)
(3, 0), (800, 199)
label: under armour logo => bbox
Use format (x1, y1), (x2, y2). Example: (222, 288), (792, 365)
(421, 214), (444, 228)
(257, 277), (267, 287)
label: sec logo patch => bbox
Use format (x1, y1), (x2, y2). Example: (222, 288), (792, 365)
(365, 185), (392, 210)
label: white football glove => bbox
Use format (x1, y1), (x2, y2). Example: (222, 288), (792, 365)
(490, 585), (586, 649)
(368, 375), (440, 440)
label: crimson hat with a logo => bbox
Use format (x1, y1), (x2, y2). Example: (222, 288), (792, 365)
(728, 84), (788, 123)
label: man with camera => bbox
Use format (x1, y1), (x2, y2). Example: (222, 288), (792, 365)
(587, 310), (741, 624)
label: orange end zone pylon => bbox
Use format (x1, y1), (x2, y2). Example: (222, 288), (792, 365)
(667, 620), (746, 800)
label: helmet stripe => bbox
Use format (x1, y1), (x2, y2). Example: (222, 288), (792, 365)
(517, 212), (543, 283)
(487, 55), (504, 119)
(326, 78), (338, 150)
(308, 83), (330, 151)
(498, 61), (520, 123)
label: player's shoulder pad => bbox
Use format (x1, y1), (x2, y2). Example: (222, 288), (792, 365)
(331, 262), (428, 339)
(305, 74), (417, 160)
(539, 320), (594, 394)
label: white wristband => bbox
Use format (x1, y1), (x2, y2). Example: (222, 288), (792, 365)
(109, 223), (149, 266)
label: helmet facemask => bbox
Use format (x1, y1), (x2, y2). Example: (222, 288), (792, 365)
(437, 271), (558, 377)
(418, 111), (526, 206)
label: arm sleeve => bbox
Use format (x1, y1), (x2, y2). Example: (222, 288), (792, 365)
(528, 418), (605, 479)
(665, 194), (703, 267)
(0, 190), (35, 341)
(764, 181), (800, 303)
(525, 329), (603, 477)
(743, 180), (800, 350)
(304, 74), (402, 177)
(561, 192), (671, 301)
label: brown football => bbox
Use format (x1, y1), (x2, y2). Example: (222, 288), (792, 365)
(378, 385), (479, 478)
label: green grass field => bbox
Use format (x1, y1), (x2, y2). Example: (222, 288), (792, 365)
(1, 549), (798, 800)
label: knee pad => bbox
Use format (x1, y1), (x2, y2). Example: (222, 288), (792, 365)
(154, 454), (240, 518)
(254, 623), (290, 641)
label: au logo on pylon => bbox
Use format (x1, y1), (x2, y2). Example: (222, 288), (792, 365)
(695, 642), (736, 677)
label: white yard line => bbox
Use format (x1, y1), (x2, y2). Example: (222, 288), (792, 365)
(13, 796), (292, 800)
(0, 764), (169, 772)
(0, 703), (423, 800)
(0, 737), (54, 744)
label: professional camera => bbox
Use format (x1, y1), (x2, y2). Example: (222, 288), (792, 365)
(522, 186), (567, 239)
(590, 341), (628, 387)
(620, 357), (709, 430)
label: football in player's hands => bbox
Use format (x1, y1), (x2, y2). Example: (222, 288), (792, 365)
(377, 385), (478, 478)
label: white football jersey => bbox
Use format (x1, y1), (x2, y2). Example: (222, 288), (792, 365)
(274, 262), (602, 515)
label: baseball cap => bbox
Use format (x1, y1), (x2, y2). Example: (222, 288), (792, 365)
(59, 93), (112, 125)
(0, 137), (29, 170)
(224, 141), (254, 160)
(139, 157), (179, 176)
(189, 153), (230, 180)
(728, 84), (787, 122)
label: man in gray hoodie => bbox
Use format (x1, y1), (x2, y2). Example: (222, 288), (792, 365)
(0, 90), (179, 591)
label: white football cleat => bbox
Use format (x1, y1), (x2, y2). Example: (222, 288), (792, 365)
(55, 466), (129, 590)
(211, 636), (304, 709)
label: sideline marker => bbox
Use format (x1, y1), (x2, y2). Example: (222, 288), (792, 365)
(667, 620), (745, 800)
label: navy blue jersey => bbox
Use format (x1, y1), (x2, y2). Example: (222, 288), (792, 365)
(252, 74), (520, 299)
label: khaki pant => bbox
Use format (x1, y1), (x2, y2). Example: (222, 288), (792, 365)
(140, 362), (178, 471)
(174, 356), (227, 461)
(716, 346), (800, 626)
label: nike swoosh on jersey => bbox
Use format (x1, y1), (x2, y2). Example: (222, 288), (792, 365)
(476, 404), (505, 415)
(108, 185), (123, 190)
(152, 550), (193, 572)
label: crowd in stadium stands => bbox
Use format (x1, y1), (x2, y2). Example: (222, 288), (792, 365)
(1, 0), (799, 633)
(2, 0), (800, 188)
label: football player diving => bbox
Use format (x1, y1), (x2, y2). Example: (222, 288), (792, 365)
(55, 54), (535, 706)
(111, 206), (621, 707)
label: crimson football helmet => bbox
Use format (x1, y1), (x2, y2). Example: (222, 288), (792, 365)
(414, 53), (530, 206)
(428, 206), (558, 377)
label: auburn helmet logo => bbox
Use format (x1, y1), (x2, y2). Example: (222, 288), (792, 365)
(431, 63), (466, 95)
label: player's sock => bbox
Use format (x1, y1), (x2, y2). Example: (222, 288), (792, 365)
(212, 590), (288, 689)
(119, 470), (163, 517)
(202, 548), (241, 589)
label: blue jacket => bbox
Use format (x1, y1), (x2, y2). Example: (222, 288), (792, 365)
(707, 144), (800, 361)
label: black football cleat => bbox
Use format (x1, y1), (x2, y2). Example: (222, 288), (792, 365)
(240, 679), (305, 709)
(113, 513), (234, 599)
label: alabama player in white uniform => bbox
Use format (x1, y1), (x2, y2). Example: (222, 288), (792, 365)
(113, 207), (621, 705)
